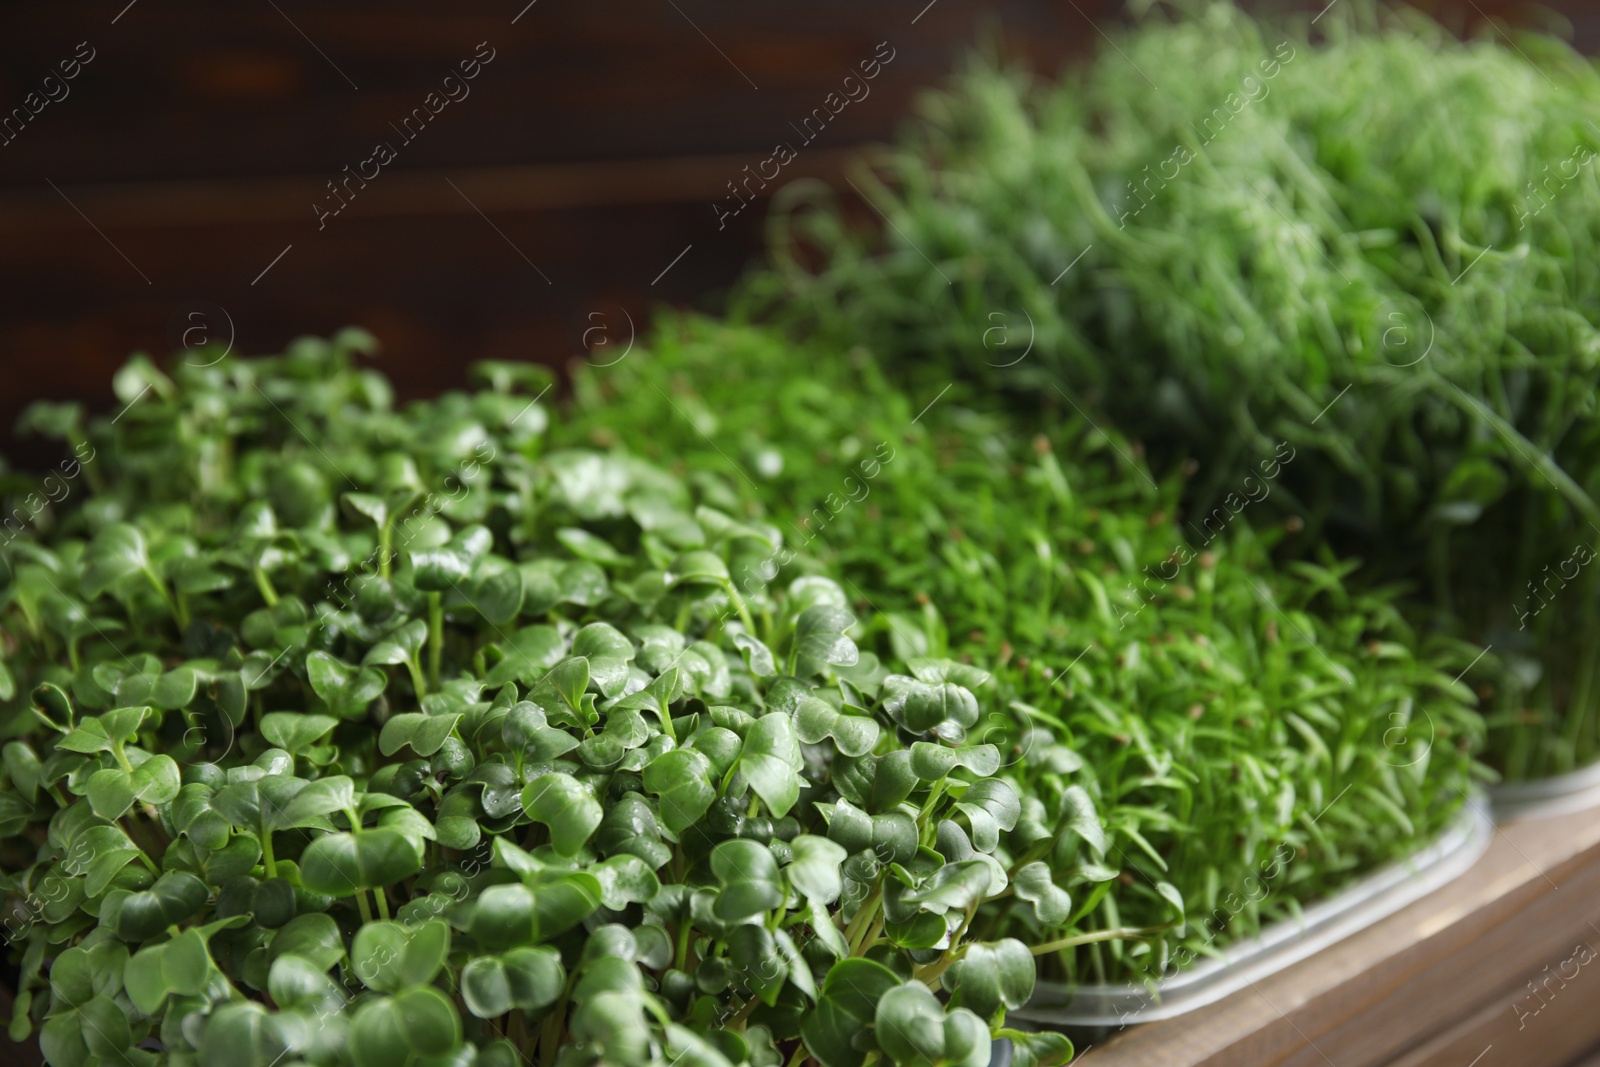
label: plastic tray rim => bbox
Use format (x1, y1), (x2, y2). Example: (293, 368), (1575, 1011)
(1487, 760), (1600, 820)
(1011, 791), (1493, 1027)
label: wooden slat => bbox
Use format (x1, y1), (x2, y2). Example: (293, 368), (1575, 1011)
(3, 0), (1596, 468)
(1078, 803), (1600, 1067)
(1384, 954), (1600, 1067)
(0, 0), (1095, 189)
(0, 0), (1103, 463)
(0, 149), (865, 233)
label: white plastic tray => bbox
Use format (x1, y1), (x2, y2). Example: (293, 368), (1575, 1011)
(1008, 794), (1493, 1027)
(1488, 760), (1600, 820)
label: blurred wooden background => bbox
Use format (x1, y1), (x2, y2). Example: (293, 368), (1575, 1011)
(0, 0), (1596, 470)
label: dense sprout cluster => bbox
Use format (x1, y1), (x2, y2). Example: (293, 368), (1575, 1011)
(741, 0), (1600, 778)
(0, 339), (1080, 1067)
(3, 3), (1550, 1054)
(564, 315), (1484, 985)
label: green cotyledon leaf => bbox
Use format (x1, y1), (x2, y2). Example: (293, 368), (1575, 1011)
(460, 946), (565, 1018)
(350, 919), (451, 993)
(801, 957), (901, 1067)
(643, 746), (716, 833)
(795, 695), (881, 757)
(349, 986), (463, 1067)
(942, 938), (1035, 1018)
(468, 878), (602, 946)
(737, 712), (803, 817)
(520, 773), (603, 856)
(299, 828), (422, 897)
(875, 983), (989, 1067)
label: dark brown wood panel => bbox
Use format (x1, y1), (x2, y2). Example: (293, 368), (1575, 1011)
(0, 0), (1108, 471)
(0, 0), (1596, 474)
(0, 0), (1088, 187)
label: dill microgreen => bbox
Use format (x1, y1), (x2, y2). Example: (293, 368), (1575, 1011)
(565, 315), (1485, 985)
(740, 0), (1600, 780)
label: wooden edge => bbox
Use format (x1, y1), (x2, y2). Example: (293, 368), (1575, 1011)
(1386, 940), (1600, 1067)
(1077, 801), (1600, 1067)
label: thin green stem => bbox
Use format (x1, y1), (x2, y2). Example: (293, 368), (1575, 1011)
(120, 817), (161, 874)
(428, 592), (444, 690)
(917, 779), (947, 847)
(721, 578), (758, 635)
(541, 977), (578, 1067)
(145, 567), (185, 626)
(406, 657), (428, 699)
(845, 879), (884, 953)
(71, 434), (105, 493)
(726, 994), (760, 1030)
(1027, 924), (1175, 957)
(253, 563), (279, 607)
(676, 920), (694, 971)
(913, 903), (981, 988)
(857, 909), (887, 954)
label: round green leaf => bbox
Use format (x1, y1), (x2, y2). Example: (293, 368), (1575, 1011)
(1013, 862), (1071, 928)
(81, 523), (151, 599)
(269, 912), (346, 971)
(152, 667), (199, 710)
(114, 871), (207, 941)
(299, 827), (422, 897)
(739, 713), (803, 818)
(124, 942), (172, 1016)
(474, 566), (525, 625)
(260, 712), (339, 753)
(943, 938), (1036, 1017)
(469, 878), (601, 947)
(460, 955), (516, 1019)
(795, 697), (881, 758)
(269, 953), (345, 1010)
(200, 1002), (291, 1067)
(351, 918), (450, 993)
(786, 835), (848, 904)
(591, 854), (663, 909)
(999, 1029), (1075, 1067)
(665, 550), (730, 587)
(801, 958), (902, 1067)
(379, 712), (463, 757)
(86, 767), (136, 820)
(874, 983), (950, 1064)
(521, 773), (603, 856)
(569, 990), (651, 1065)
(132, 753), (181, 805)
(642, 748), (716, 833)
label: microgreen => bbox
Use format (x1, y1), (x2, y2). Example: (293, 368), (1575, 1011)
(0, 342), (1071, 1067)
(563, 314), (1485, 985)
(740, 0), (1600, 779)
